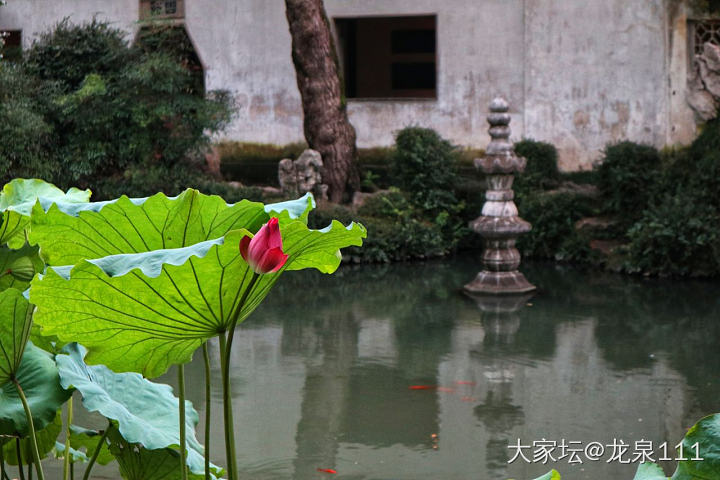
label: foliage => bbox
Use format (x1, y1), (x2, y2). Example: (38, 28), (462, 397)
(514, 139), (561, 191)
(528, 413), (720, 480)
(0, 177), (364, 479)
(391, 127), (461, 215)
(309, 190), (458, 263)
(597, 142), (662, 226)
(2, 411), (63, 466)
(516, 191), (597, 262)
(134, 25), (205, 95)
(56, 343), (220, 476)
(589, 130), (719, 277)
(684, 0), (720, 14)
(623, 147), (720, 277)
(0, 341), (71, 437)
(0, 65), (59, 181)
(23, 19), (131, 92)
(0, 19), (234, 190)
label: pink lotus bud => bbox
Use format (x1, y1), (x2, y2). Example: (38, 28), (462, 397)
(239, 217), (288, 274)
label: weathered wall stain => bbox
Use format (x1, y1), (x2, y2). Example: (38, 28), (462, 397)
(0, 0), (701, 170)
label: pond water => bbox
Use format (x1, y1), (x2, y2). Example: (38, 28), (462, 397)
(47, 254), (720, 480)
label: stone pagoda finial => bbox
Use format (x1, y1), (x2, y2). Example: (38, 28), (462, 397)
(463, 97), (536, 295)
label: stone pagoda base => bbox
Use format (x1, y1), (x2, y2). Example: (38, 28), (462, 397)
(463, 270), (536, 295)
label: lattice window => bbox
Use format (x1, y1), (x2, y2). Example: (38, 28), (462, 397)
(693, 20), (720, 55)
(140, 0), (183, 20)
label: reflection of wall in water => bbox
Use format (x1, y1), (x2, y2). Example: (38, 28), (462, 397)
(441, 306), (691, 479)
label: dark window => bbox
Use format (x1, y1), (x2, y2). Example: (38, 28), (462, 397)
(1, 30), (22, 62)
(335, 16), (437, 99)
(391, 30), (435, 54)
(391, 62), (436, 90)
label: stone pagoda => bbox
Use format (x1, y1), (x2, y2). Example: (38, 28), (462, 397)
(464, 97), (536, 295)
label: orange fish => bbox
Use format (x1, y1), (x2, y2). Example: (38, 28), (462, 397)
(317, 468), (337, 474)
(409, 385), (436, 390)
(454, 381), (476, 386)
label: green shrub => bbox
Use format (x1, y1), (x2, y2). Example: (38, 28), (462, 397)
(1, 19), (234, 190)
(391, 127), (461, 214)
(0, 65), (59, 180)
(308, 190), (453, 263)
(626, 196), (720, 277)
(689, 115), (720, 158)
(622, 146), (720, 277)
(514, 139), (561, 191)
(596, 142), (662, 224)
(24, 18), (131, 92)
(517, 192), (596, 262)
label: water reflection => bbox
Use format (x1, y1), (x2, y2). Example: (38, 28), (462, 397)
(54, 255), (720, 480)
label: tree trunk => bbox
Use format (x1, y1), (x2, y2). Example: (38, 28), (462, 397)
(284, 0), (360, 203)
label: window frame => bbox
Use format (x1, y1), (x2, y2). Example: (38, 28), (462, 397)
(333, 14), (438, 102)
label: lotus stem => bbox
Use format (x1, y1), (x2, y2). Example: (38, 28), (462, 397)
(202, 343), (211, 480)
(63, 397), (73, 480)
(218, 333), (237, 480)
(12, 377), (44, 480)
(0, 442), (9, 480)
(178, 364), (188, 480)
(82, 422), (112, 480)
(225, 274), (259, 366)
(0, 441), (7, 480)
(219, 272), (259, 480)
(16, 438), (25, 480)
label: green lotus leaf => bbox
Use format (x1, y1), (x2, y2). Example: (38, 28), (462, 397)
(53, 441), (89, 463)
(671, 413), (720, 480)
(29, 323), (61, 355)
(29, 187), (314, 266)
(107, 429), (208, 480)
(55, 343), (220, 478)
(31, 222), (366, 377)
(530, 470), (560, 480)
(634, 462), (668, 480)
(0, 179), (91, 248)
(0, 244), (44, 294)
(0, 343), (71, 436)
(67, 425), (115, 465)
(0, 288), (33, 385)
(2, 410), (62, 465)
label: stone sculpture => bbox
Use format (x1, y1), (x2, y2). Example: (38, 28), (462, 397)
(688, 42), (720, 120)
(278, 149), (328, 200)
(464, 97), (536, 295)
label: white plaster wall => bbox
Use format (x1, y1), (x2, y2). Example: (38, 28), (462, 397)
(187, 0), (528, 149)
(524, 0), (669, 170)
(328, 0), (526, 148)
(0, 0), (696, 170)
(0, 0), (138, 47)
(185, 0), (305, 145)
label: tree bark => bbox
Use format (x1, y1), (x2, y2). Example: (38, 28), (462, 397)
(285, 0), (360, 203)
